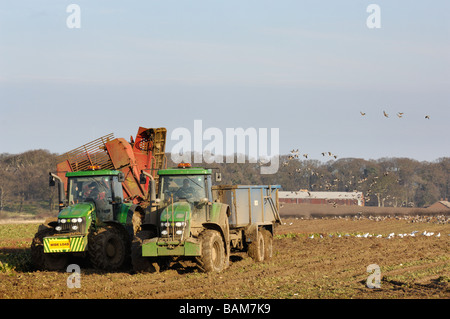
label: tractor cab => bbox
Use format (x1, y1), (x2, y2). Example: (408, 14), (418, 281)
(66, 170), (125, 222)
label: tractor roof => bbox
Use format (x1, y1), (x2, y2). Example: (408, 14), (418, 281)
(66, 170), (121, 177)
(158, 167), (212, 176)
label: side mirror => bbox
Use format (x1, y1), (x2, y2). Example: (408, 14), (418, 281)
(118, 172), (125, 182)
(49, 175), (56, 187)
(215, 172), (222, 182)
(139, 172), (147, 184)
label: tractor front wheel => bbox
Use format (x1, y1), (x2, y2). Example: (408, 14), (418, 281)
(197, 229), (226, 273)
(31, 228), (68, 271)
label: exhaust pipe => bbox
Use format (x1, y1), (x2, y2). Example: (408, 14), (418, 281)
(140, 170), (156, 202)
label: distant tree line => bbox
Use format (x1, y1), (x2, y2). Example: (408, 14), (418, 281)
(0, 149), (448, 216)
(0, 150), (58, 216)
(186, 154), (449, 208)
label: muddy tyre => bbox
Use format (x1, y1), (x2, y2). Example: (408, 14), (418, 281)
(88, 225), (129, 271)
(197, 229), (225, 273)
(247, 229), (265, 262)
(261, 228), (273, 261)
(131, 230), (159, 273)
(31, 228), (68, 271)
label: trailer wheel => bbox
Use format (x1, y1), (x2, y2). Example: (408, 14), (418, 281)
(261, 228), (273, 261)
(198, 229), (225, 273)
(31, 228), (68, 271)
(247, 230), (265, 262)
(131, 230), (160, 273)
(88, 225), (129, 271)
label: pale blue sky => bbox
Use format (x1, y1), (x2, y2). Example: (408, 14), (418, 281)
(0, 1), (449, 162)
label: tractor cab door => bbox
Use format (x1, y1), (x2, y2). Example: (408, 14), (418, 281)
(68, 175), (117, 222)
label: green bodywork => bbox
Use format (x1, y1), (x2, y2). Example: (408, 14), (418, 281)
(157, 168), (211, 176)
(141, 167), (228, 257)
(65, 169), (121, 177)
(44, 170), (134, 254)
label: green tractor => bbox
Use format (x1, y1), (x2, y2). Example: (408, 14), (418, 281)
(31, 170), (145, 271)
(132, 163), (281, 273)
(31, 127), (167, 271)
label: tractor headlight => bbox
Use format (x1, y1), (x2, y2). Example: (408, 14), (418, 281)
(71, 225), (78, 231)
(77, 217), (83, 223)
(60, 219), (67, 224)
(161, 230), (168, 236)
(175, 230), (183, 235)
(55, 226), (62, 231)
(175, 222), (184, 227)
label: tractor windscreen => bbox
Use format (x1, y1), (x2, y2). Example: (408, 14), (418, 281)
(68, 175), (122, 221)
(160, 175), (207, 203)
(68, 176), (112, 203)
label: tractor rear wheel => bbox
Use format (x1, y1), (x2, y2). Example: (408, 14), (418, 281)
(88, 225), (129, 271)
(197, 229), (226, 273)
(31, 228), (68, 271)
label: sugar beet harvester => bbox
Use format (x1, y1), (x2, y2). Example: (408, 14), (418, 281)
(31, 127), (167, 271)
(132, 163), (282, 273)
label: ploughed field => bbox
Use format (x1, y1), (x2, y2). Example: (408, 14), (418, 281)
(0, 207), (449, 299)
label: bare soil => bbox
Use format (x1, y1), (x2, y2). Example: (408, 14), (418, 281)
(0, 206), (449, 299)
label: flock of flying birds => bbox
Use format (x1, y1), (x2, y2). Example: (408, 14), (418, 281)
(285, 149), (338, 163)
(360, 110), (430, 119)
(280, 110), (432, 165)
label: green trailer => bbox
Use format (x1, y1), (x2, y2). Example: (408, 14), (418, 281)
(132, 163), (281, 273)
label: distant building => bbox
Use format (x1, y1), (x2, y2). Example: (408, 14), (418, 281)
(279, 190), (364, 206)
(427, 200), (450, 211)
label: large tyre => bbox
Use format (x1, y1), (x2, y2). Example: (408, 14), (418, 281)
(260, 228), (273, 261)
(88, 225), (129, 271)
(131, 230), (159, 273)
(197, 229), (226, 273)
(31, 228), (68, 271)
(247, 229), (265, 262)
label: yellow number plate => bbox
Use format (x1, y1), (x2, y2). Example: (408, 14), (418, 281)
(47, 238), (71, 251)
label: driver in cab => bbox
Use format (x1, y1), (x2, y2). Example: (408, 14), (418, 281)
(175, 179), (195, 199)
